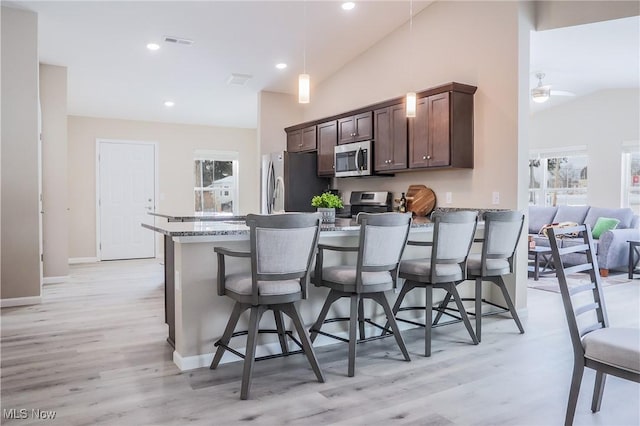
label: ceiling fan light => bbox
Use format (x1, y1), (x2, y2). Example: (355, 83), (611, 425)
(531, 87), (550, 103)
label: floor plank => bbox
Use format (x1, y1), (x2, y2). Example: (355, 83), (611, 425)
(1, 259), (638, 425)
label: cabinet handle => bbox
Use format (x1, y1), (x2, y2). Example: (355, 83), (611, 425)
(299, 143), (303, 147)
(427, 155), (432, 160)
(422, 155), (427, 160)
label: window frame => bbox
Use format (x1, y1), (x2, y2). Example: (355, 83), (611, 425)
(193, 150), (240, 215)
(529, 146), (588, 207)
(621, 141), (640, 213)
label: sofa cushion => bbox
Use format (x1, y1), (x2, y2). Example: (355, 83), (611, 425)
(528, 206), (558, 234)
(553, 205), (590, 225)
(584, 207), (634, 230)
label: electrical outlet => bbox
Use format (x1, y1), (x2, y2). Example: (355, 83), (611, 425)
(445, 192), (452, 204)
(492, 191), (500, 205)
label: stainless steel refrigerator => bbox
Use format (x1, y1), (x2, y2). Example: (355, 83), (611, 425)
(261, 151), (330, 214)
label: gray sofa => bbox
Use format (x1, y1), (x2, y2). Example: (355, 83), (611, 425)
(528, 205), (640, 275)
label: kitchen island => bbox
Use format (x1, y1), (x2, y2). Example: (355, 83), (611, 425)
(143, 216), (440, 371)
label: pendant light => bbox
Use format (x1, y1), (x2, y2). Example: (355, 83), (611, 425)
(405, 0), (416, 117)
(298, 1), (310, 104)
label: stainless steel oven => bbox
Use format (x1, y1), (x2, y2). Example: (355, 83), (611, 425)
(334, 140), (372, 178)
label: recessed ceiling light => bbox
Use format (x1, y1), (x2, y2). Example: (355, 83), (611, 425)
(164, 101), (175, 107)
(275, 63), (287, 70)
(342, 2), (355, 11)
(147, 43), (160, 51)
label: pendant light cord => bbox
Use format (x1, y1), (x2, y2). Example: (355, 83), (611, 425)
(303, 0), (307, 74)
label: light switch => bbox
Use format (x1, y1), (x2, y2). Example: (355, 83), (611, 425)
(445, 192), (452, 204)
(492, 191), (500, 205)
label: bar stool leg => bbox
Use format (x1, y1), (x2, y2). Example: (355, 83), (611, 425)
(495, 276), (524, 334)
(240, 305), (266, 400)
(348, 294), (358, 377)
(373, 293), (410, 362)
(475, 277), (483, 342)
(433, 292), (452, 326)
(424, 284), (433, 357)
(448, 283), (478, 345)
(210, 302), (247, 369)
(358, 297), (366, 340)
(310, 290), (340, 342)
(274, 309), (290, 355)
(281, 303), (325, 383)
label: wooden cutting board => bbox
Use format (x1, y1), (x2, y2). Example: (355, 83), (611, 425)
(406, 185), (436, 217)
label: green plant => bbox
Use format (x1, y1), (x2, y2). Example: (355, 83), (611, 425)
(311, 192), (343, 209)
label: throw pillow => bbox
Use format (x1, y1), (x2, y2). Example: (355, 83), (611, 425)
(591, 217), (620, 239)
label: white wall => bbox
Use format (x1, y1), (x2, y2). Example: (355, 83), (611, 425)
(1, 6), (41, 303)
(40, 64), (69, 281)
(530, 89), (640, 208)
(536, 0), (640, 30)
(305, 1), (525, 212)
(257, 91), (302, 158)
(67, 116), (258, 259)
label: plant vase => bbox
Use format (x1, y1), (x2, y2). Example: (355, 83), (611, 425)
(317, 207), (336, 223)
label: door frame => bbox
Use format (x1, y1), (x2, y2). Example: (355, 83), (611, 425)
(95, 138), (159, 261)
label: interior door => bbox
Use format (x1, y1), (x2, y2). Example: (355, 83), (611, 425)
(98, 140), (156, 260)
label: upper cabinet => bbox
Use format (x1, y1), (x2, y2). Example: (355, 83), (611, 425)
(284, 82), (476, 176)
(317, 120), (338, 176)
(409, 89), (474, 170)
(287, 125), (317, 152)
(338, 112), (373, 144)
(374, 104), (407, 172)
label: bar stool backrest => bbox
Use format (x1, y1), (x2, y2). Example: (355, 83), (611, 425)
(431, 211), (478, 282)
(357, 212), (412, 269)
(246, 213), (321, 298)
(481, 211), (525, 276)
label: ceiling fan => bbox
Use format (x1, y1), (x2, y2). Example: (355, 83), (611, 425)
(531, 72), (575, 103)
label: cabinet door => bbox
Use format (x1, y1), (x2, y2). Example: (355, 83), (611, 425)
(374, 108), (391, 171)
(301, 125), (317, 152)
(317, 121), (337, 176)
(409, 97), (429, 168)
(389, 104), (408, 169)
(427, 93), (450, 167)
(287, 129), (303, 152)
(338, 117), (355, 144)
(353, 111), (373, 141)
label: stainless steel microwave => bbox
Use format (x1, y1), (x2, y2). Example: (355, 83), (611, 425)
(334, 140), (372, 178)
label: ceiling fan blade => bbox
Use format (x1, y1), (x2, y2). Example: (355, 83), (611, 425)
(550, 90), (575, 97)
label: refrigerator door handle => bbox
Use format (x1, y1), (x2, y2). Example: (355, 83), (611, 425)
(274, 176), (285, 212)
(267, 161), (275, 214)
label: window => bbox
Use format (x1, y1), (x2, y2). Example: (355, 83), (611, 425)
(622, 142), (640, 214)
(194, 151), (239, 214)
(529, 148), (588, 206)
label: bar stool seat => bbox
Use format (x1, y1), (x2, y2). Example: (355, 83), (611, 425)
(225, 273), (302, 296)
(466, 255), (511, 276)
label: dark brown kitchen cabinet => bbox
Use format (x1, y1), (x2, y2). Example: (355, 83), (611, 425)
(317, 120), (337, 176)
(409, 91), (473, 169)
(374, 104), (407, 172)
(338, 111), (373, 144)
(287, 125), (317, 152)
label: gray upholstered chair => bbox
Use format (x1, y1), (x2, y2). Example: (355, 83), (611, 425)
(547, 224), (640, 426)
(463, 210), (525, 342)
(309, 212), (412, 377)
(210, 213), (324, 400)
(392, 210), (479, 357)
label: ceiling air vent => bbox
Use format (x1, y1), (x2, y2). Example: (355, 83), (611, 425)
(226, 73), (253, 86)
(163, 36), (194, 46)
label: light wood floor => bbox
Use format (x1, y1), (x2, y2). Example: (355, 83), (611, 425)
(1, 259), (638, 426)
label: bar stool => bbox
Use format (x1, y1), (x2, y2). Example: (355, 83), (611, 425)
(392, 210), (479, 357)
(309, 212), (412, 377)
(463, 210), (525, 342)
(210, 213), (324, 400)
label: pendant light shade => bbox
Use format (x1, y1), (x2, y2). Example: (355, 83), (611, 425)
(406, 92), (416, 118)
(298, 74), (310, 104)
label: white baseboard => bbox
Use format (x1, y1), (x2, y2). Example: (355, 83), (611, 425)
(1, 296), (42, 308)
(170, 306), (529, 372)
(172, 320), (419, 371)
(68, 257), (99, 264)
(43, 276), (69, 284)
